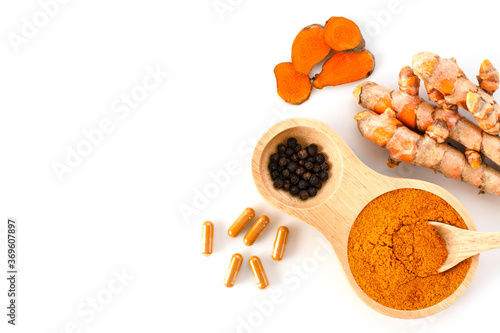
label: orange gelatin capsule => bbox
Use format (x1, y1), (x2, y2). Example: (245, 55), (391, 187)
(201, 221), (214, 256)
(243, 215), (270, 246)
(224, 253), (243, 288)
(249, 256), (269, 289)
(272, 226), (289, 261)
(228, 207), (255, 238)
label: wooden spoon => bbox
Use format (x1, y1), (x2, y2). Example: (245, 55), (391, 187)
(429, 221), (500, 272)
(251, 118), (478, 319)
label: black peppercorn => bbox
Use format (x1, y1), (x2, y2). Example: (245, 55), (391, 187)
(299, 190), (310, 200)
(287, 162), (299, 172)
(310, 175), (320, 187)
(290, 185), (300, 195)
(298, 180), (309, 190)
(297, 149), (308, 160)
(269, 137), (330, 201)
(295, 166), (305, 177)
(287, 137), (297, 149)
(306, 144), (317, 156)
(308, 187), (317, 197)
(273, 178), (284, 189)
(315, 153), (325, 164)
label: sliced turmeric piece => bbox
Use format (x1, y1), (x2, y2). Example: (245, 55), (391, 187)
(274, 62), (312, 105)
(313, 50), (374, 89)
(291, 24), (331, 75)
(324, 16), (365, 52)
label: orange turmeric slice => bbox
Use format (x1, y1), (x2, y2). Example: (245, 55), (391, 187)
(324, 16), (365, 52)
(313, 50), (375, 89)
(274, 62), (312, 105)
(291, 24), (331, 75)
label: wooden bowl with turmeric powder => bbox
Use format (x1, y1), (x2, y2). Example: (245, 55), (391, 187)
(251, 118), (479, 319)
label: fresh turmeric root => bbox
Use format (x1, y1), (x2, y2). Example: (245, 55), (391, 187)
(478, 59), (499, 95)
(291, 24), (331, 75)
(398, 66), (419, 96)
(274, 62), (312, 105)
(412, 52), (500, 134)
(355, 109), (500, 196)
(313, 50), (375, 89)
(324, 16), (365, 53)
(353, 79), (500, 169)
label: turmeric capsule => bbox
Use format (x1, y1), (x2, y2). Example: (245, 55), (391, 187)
(201, 221), (214, 256)
(224, 253), (243, 288)
(227, 207), (255, 238)
(249, 256), (269, 289)
(243, 215), (270, 246)
(272, 226), (289, 261)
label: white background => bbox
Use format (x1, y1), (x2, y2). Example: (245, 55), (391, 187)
(2, 0), (500, 332)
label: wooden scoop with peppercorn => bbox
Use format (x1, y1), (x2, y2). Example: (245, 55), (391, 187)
(251, 118), (479, 319)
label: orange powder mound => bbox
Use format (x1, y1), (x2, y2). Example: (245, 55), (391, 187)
(347, 188), (471, 310)
(274, 62), (312, 105)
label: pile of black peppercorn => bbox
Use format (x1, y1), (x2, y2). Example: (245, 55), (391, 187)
(268, 137), (330, 200)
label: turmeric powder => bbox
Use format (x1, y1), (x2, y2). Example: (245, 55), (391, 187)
(348, 188), (471, 310)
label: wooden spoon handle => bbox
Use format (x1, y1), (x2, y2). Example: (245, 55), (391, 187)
(457, 230), (500, 257)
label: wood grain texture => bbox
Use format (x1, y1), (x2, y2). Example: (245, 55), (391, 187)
(430, 222), (500, 272)
(251, 118), (479, 319)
